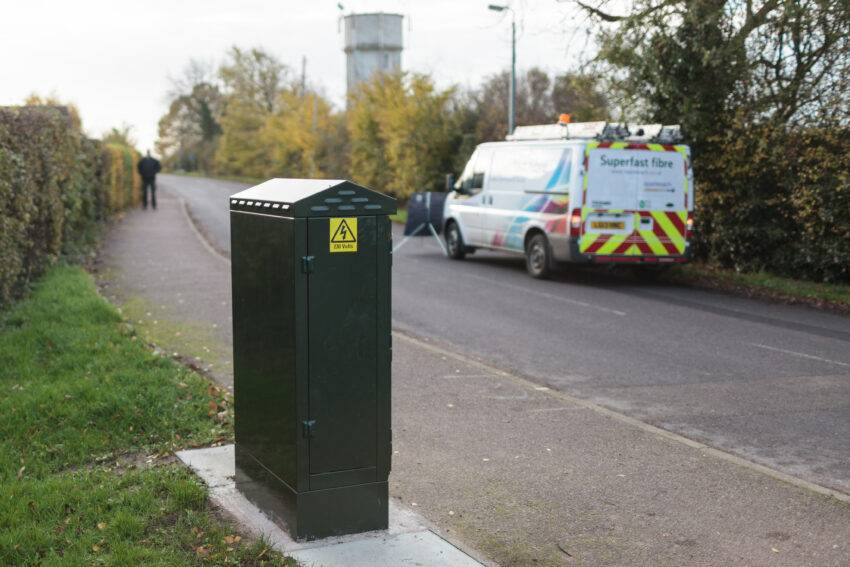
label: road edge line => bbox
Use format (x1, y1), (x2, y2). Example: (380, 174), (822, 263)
(393, 329), (850, 506)
(179, 198), (231, 265)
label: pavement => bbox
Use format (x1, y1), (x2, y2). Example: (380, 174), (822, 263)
(96, 175), (850, 566)
(176, 445), (487, 567)
(98, 188), (234, 387)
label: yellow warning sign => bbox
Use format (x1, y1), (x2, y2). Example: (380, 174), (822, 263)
(329, 217), (357, 253)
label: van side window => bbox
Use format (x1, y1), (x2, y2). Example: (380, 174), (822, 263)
(459, 148), (493, 195)
(490, 146), (572, 193)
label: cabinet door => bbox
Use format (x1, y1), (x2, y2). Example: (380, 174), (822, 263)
(231, 212), (298, 488)
(306, 216), (378, 490)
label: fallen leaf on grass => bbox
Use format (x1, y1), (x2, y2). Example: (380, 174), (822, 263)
(17, 466), (25, 479)
(223, 535), (242, 545)
(195, 545), (209, 556)
(97, 522), (107, 531)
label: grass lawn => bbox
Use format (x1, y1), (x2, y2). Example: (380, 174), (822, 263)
(0, 266), (294, 565)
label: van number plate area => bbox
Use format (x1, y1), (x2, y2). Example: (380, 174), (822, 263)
(588, 215), (632, 234)
(591, 221), (625, 230)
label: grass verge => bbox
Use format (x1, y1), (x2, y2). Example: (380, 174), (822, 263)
(389, 206), (408, 225)
(0, 266), (294, 565)
(669, 263), (850, 313)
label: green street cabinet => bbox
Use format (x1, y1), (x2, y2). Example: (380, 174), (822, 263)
(229, 179), (396, 541)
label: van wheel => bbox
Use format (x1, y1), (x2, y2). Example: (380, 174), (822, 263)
(445, 222), (466, 260)
(525, 233), (552, 279)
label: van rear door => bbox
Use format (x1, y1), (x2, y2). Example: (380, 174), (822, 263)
(580, 142), (689, 259)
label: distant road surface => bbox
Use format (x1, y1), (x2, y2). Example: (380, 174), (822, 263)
(160, 173), (850, 494)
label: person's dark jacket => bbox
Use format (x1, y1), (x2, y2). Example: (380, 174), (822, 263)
(137, 156), (161, 180)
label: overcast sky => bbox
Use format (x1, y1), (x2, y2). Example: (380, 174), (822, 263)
(2, 0), (596, 152)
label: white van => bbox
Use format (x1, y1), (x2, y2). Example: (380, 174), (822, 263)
(442, 120), (695, 278)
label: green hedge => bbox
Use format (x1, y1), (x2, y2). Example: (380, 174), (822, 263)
(102, 143), (141, 213)
(696, 119), (850, 283)
(0, 105), (138, 308)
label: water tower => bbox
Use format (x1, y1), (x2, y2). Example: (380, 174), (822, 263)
(343, 12), (403, 93)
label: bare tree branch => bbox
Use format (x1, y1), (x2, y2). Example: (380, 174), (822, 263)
(574, 0), (678, 23)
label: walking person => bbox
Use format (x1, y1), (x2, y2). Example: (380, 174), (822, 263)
(137, 150), (162, 210)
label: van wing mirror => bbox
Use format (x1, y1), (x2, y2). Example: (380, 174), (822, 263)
(445, 173), (456, 192)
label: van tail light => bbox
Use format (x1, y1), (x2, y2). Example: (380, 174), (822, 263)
(685, 212), (694, 240)
(569, 208), (583, 237)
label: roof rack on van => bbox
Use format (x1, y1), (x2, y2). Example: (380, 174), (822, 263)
(505, 121), (683, 143)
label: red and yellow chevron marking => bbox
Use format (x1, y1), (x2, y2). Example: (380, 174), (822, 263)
(580, 211), (687, 255)
(580, 141), (689, 257)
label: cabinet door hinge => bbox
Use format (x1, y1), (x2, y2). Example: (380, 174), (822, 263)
(302, 420), (316, 438)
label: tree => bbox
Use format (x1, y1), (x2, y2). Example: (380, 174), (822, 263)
(581, 0), (850, 143)
(518, 67), (555, 126)
(579, 0), (850, 280)
(448, 89), (482, 176)
(551, 72), (609, 121)
(261, 90), (338, 178)
(347, 72), (460, 198)
(156, 60), (222, 171)
(219, 46), (287, 114)
(469, 67), (610, 142)
(472, 68), (554, 141)
(215, 47), (290, 177)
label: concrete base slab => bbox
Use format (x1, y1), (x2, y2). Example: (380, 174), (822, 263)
(176, 445), (484, 567)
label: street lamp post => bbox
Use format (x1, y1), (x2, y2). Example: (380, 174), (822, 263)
(488, 4), (515, 135)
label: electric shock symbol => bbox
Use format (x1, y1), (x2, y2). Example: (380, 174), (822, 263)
(329, 217), (358, 253)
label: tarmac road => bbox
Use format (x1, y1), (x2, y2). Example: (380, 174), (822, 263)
(160, 173), (850, 494)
